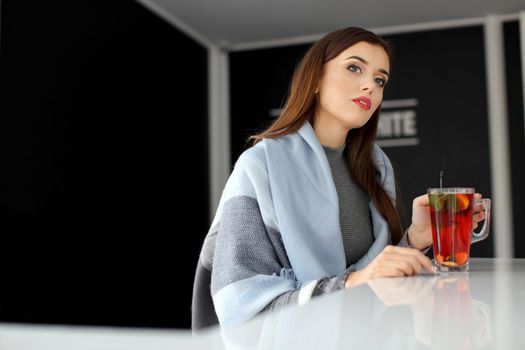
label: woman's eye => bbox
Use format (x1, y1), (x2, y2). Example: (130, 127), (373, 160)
(375, 77), (386, 87)
(347, 64), (362, 73)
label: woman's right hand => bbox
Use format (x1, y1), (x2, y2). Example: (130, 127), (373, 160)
(344, 245), (435, 288)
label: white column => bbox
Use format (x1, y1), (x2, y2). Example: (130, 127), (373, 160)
(484, 15), (513, 258)
(208, 46), (231, 221)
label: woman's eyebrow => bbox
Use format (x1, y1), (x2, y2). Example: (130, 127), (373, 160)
(345, 55), (390, 76)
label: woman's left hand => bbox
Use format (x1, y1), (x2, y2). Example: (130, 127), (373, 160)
(408, 193), (486, 251)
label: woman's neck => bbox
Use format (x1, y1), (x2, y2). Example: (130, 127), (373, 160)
(312, 116), (349, 148)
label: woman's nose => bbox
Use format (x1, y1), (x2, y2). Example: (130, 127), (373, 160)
(360, 80), (376, 92)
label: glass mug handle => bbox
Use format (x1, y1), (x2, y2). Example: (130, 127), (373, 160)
(471, 198), (491, 244)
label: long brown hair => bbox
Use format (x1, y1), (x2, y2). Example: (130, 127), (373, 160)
(249, 27), (404, 244)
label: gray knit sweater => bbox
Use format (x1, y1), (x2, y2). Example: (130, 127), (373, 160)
(323, 145), (374, 266)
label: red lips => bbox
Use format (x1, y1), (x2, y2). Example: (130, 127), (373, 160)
(352, 96), (371, 110)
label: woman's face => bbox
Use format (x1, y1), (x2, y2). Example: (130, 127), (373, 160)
(316, 41), (390, 131)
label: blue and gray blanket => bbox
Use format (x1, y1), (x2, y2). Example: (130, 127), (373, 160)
(192, 121), (397, 329)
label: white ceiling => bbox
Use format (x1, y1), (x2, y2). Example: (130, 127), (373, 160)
(139, 0), (524, 48)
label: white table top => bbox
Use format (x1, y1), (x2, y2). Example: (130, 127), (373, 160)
(1, 258), (524, 349)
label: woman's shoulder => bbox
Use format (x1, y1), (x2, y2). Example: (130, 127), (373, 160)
(372, 143), (392, 168)
(234, 130), (305, 171)
(234, 142), (268, 170)
(224, 143), (271, 192)
(372, 143), (395, 194)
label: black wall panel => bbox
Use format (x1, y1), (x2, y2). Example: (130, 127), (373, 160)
(381, 27), (492, 258)
(0, 0), (208, 328)
(504, 21), (524, 258)
(230, 44), (311, 161)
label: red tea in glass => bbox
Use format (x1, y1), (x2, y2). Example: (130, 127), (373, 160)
(428, 188), (491, 272)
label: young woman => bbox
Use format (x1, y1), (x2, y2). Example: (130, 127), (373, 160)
(192, 26), (484, 330)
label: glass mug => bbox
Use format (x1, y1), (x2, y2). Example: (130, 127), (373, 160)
(427, 188), (491, 272)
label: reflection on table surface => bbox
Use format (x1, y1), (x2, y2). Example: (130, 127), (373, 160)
(366, 273), (492, 348)
(0, 259), (524, 349)
(212, 258), (524, 350)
